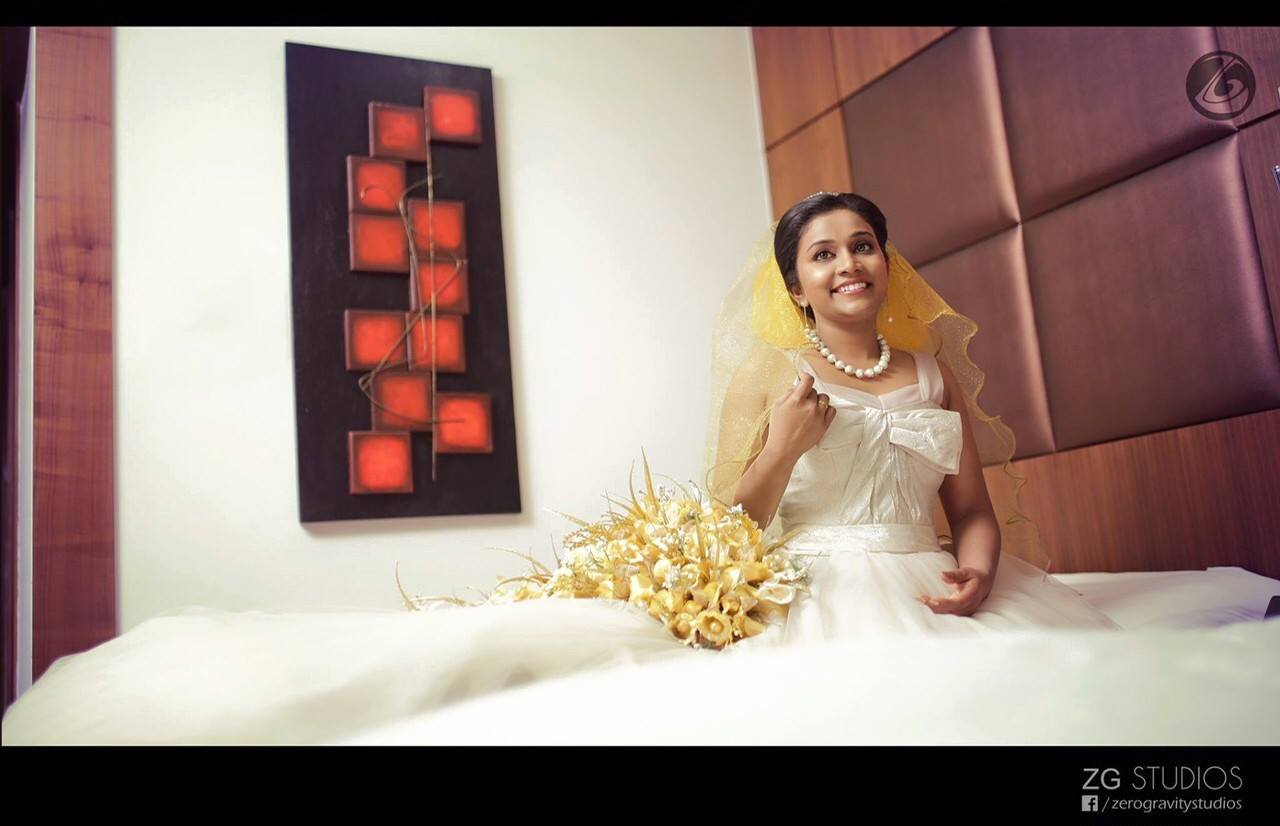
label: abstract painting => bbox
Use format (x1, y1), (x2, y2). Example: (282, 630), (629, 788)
(285, 42), (520, 522)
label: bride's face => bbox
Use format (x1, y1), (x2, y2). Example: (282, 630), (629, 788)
(789, 209), (888, 324)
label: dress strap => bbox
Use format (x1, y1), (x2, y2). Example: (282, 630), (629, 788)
(916, 350), (945, 407)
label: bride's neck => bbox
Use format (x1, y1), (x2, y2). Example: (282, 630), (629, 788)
(812, 319), (880, 363)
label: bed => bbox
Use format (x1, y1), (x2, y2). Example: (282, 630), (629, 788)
(3, 564), (1278, 746)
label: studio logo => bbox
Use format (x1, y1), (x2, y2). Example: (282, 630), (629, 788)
(1078, 765), (1247, 815)
(1186, 51), (1255, 120)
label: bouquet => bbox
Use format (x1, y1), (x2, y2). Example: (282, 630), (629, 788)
(396, 450), (815, 650)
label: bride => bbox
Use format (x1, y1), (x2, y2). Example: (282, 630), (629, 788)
(706, 191), (1119, 646)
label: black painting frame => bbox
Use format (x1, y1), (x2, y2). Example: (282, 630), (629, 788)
(285, 42), (520, 523)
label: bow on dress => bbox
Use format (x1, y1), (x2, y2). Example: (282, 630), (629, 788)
(886, 407), (963, 475)
(823, 405), (963, 476)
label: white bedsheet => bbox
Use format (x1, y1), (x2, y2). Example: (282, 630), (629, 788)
(3, 567), (1278, 746)
(1054, 566), (1279, 629)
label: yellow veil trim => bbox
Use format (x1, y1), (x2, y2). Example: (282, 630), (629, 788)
(706, 224), (1051, 572)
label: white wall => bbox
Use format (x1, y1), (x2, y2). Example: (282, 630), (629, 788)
(113, 27), (770, 631)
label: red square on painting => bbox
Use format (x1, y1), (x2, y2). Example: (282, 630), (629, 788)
(349, 431), (413, 494)
(408, 199), (466, 256)
(413, 259), (470, 315)
(345, 309), (409, 371)
(347, 155), (406, 213)
(423, 86), (481, 145)
(406, 312), (465, 373)
(368, 102), (428, 161)
(435, 393), (493, 453)
(349, 212), (410, 273)
(371, 370), (432, 432)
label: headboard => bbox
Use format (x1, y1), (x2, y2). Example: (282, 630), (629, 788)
(755, 27), (1280, 577)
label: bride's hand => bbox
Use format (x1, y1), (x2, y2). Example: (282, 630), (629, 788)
(765, 373), (836, 462)
(919, 567), (992, 617)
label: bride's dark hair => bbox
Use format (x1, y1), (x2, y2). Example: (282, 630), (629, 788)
(773, 193), (890, 320)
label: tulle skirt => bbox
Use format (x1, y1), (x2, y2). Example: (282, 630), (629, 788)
(756, 545), (1121, 649)
(0, 599), (696, 745)
(2, 535), (1120, 743)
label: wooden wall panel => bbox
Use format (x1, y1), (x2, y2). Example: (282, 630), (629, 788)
(937, 409), (1280, 579)
(830, 27), (954, 100)
(2, 25), (32, 716)
(752, 27), (839, 147)
(764, 110), (853, 220)
(33, 27), (115, 683)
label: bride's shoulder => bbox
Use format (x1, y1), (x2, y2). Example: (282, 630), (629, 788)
(890, 345), (921, 363)
(893, 347), (930, 363)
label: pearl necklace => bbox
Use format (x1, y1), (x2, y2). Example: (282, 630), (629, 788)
(805, 328), (890, 379)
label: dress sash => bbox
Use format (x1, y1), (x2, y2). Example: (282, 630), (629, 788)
(783, 522), (945, 556)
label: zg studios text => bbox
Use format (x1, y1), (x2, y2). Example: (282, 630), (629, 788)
(1082, 765), (1244, 792)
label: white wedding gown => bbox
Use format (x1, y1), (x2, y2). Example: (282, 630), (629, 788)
(1, 350), (1123, 745)
(744, 348), (1119, 648)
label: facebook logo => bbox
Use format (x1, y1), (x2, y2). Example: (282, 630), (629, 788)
(1081, 795), (1099, 812)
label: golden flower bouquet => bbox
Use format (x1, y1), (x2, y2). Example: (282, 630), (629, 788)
(395, 451), (815, 650)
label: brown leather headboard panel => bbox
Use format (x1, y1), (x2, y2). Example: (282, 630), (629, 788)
(991, 27), (1235, 220)
(841, 27), (1019, 265)
(1025, 135), (1280, 450)
(918, 226), (1056, 459)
